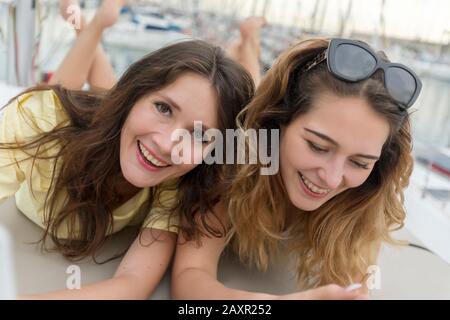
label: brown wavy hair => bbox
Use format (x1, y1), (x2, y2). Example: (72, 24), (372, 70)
(0, 40), (254, 260)
(226, 39), (414, 287)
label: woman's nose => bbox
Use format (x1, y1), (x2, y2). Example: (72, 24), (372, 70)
(317, 158), (345, 190)
(154, 131), (179, 164)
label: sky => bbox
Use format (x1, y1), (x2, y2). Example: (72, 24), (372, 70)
(196, 0), (450, 44)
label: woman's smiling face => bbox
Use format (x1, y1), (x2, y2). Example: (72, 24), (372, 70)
(119, 72), (218, 188)
(280, 91), (390, 211)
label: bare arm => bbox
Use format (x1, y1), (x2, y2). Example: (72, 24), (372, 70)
(171, 202), (274, 299)
(171, 202), (365, 300)
(21, 228), (176, 300)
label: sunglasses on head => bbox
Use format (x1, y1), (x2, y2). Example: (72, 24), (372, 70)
(302, 38), (422, 110)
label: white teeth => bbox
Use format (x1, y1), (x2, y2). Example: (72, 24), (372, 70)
(138, 141), (168, 167)
(300, 174), (330, 194)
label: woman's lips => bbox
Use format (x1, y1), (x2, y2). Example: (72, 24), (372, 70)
(298, 173), (330, 200)
(136, 141), (169, 172)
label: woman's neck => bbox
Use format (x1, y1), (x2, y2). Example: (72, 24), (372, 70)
(284, 201), (300, 231)
(112, 174), (141, 204)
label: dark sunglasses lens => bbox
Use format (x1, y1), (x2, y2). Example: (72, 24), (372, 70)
(334, 44), (377, 80)
(385, 67), (417, 107)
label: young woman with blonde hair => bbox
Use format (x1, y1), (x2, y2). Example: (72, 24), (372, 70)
(172, 35), (421, 299)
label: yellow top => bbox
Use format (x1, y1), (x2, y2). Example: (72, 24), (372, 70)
(0, 89), (178, 238)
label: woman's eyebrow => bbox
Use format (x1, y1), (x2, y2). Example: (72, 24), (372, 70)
(304, 127), (338, 146)
(304, 127), (380, 160)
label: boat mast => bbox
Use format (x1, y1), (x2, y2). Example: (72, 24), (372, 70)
(338, 0), (353, 37)
(5, 0), (36, 86)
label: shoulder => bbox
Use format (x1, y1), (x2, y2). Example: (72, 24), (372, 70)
(152, 178), (179, 207)
(1, 89), (69, 142)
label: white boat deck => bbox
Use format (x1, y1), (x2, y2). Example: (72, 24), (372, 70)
(1, 196), (449, 299)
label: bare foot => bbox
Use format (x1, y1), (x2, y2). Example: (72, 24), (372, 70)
(60, 0), (79, 21)
(239, 17), (266, 41)
(60, 0), (85, 31)
(225, 17), (265, 86)
(94, 0), (125, 29)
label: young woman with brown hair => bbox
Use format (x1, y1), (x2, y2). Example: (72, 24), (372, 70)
(0, 0), (254, 299)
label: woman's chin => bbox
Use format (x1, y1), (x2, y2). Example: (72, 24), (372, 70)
(120, 165), (152, 188)
(130, 177), (162, 188)
(289, 194), (323, 212)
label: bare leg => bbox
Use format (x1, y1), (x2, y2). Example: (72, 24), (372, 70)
(49, 0), (122, 90)
(226, 17), (266, 87)
(85, 0), (123, 90)
(87, 43), (117, 91)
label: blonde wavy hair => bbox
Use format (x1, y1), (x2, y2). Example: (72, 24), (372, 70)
(226, 39), (414, 287)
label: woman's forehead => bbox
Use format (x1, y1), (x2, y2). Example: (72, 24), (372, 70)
(294, 93), (390, 154)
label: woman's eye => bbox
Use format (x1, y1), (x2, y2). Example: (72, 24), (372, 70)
(154, 102), (172, 116)
(351, 160), (369, 170)
(307, 141), (328, 153)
